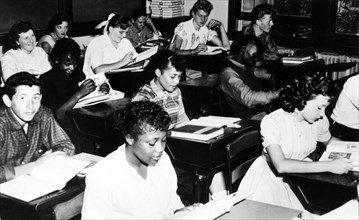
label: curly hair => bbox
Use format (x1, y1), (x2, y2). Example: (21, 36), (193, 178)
(280, 74), (337, 113)
(4, 72), (40, 99)
(50, 38), (81, 64)
(190, 0), (213, 16)
(3, 21), (33, 53)
(107, 15), (130, 32)
(47, 13), (71, 33)
(251, 4), (277, 23)
(114, 101), (171, 140)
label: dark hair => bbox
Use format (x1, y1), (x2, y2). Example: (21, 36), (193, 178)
(251, 4), (277, 23)
(107, 15), (130, 31)
(280, 74), (337, 113)
(145, 49), (187, 76)
(190, 0), (213, 16)
(131, 9), (147, 20)
(4, 72), (41, 99)
(230, 34), (262, 56)
(115, 101), (171, 140)
(3, 21), (33, 53)
(47, 13), (71, 33)
(50, 38), (81, 64)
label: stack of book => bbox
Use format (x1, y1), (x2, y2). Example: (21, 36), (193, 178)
(282, 55), (313, 65)
(150, 0), (184, 18)
(150, 0), (162, 18)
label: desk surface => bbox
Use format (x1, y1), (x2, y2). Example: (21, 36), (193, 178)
(219, 199), (301, 219)
(0, 176), (85, 220)
(286, 171), (359, 214)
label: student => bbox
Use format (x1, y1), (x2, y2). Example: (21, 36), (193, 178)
(82, 101), (199, 219)
(38, 13), (71, 54)
(132, 49), (189, 129)
(83, 13), (138, 79)
(40, 38), (96, 120)
(220, 34), (280, 118)
(0, 72), (75, 184)
(330, 74), (359, 141)
(237, 3), (279, 61)
(1, 21), (51, 83)
(236, 74), (354, 217)
(40, 38), (99, 153)
(171, 0), (230, 56)
(126, 9), (161, 47)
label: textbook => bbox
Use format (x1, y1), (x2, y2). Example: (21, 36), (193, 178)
(282, 55), (313, 64)
(171, 124), (223, 141)
(125, 45), (158, 67)
(319, 141), (359, 171)
(0, 156), (90, 202)
(170, 116), (241, 141)
(198, 46), (228, 56)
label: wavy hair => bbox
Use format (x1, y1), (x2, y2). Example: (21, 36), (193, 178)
(190, 0), (213, 16)
(280, 74), (337, 112)
(4, 72), (40, 99)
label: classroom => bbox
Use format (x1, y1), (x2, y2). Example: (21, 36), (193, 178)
(0, 0), (358, 219)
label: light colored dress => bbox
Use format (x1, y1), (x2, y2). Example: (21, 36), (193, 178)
(38, 35), (56, 50)
(237, 109), (330, 211)
(83, 34), (137, 78)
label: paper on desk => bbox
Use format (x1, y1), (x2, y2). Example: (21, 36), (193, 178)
(187, 116), (241, 128)
(172, 192), (250, 220)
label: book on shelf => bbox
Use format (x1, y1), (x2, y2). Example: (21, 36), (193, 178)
(170, 116), (241, 141)
(0, 156), (90, 202)
(319, 141), (359, 171)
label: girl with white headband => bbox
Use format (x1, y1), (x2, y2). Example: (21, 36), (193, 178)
(83, 13), (138, 79)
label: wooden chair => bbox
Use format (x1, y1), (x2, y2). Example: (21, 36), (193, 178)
(224, 129), (262, 193)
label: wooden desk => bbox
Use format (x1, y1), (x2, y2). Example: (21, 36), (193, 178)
(219, 199), (301, 219)
(179, 74), (224, 119)
(285, 171), (359, 215)
(67, 98), (130, 156)
(166, 119), (259, 203)
(0, 177), (85, 220)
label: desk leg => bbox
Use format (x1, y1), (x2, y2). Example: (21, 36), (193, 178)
(194, 171), (210, 203)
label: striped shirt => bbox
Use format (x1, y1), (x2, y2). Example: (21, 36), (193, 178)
(132, 79), (189, 128)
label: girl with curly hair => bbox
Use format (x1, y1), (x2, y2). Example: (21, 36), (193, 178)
(237, 74), (354, 217)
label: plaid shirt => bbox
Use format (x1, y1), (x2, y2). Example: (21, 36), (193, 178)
(132, 80), (189, 129)
(240, 24), (279, 61)
(0, 105), (75, 183)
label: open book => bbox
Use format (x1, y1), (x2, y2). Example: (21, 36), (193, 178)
(126, 45), (158, 66)
(71, 152), (103, 177)
(167, 192), (250, 219)
(0, 156), (90, 202)
(319, 141), (359, 171)
(198, 46), (228, 56)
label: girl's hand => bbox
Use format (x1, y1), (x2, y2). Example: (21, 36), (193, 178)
(329, 158), (354, 174)
(78, 79), (96, 98)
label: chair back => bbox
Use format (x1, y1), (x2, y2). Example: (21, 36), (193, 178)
(225, 129), (262, 193)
